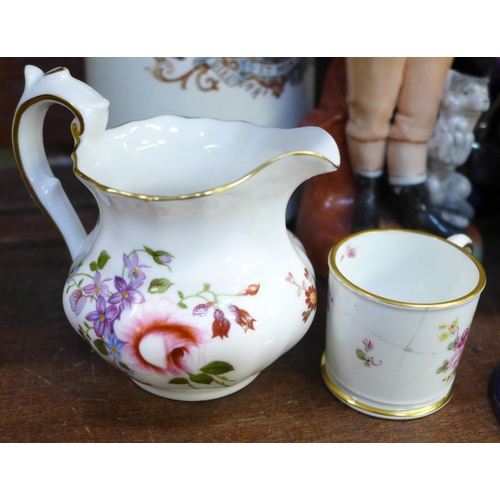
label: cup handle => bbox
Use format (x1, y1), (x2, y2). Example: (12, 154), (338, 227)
(11, 65), (109, 260)
(447, 233), (473, 253)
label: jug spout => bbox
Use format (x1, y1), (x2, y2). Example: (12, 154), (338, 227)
(280, 125), (341, 177)
(237, 125), (340, 203)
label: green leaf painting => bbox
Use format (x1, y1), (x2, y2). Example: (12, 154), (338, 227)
(188, 373), (214, 385)
(93, 339), (108, 356)
(97, 250), (111, 269)
(200, 361), (235, 376)
(148, 278), (173, 294)
(169, 378), (190, 385)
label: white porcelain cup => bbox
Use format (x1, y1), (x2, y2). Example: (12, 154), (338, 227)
(322, 229), (486, 420)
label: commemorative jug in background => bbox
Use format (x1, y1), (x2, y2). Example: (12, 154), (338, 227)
(12, 66), (340, 401)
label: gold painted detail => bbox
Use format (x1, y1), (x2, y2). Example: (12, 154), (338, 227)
(13, 93), (85, 166)
(12, 89), (339, 204)
(73, 150), (338, 202)
(45, 66), (68, 75)
(328, 228), (486, 310)
(12, 93), (85, 249)
(151, 57), (306, 99)
(153, 58), (218, 92)
(463, 242), (474, 253)
(71, 121), (83, 145)
(320, 354), (453, 419)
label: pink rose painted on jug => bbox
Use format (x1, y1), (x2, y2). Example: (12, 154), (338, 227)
(115, 298), (208, 377)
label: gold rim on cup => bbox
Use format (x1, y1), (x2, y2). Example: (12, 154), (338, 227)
(328, 228), (486, 310)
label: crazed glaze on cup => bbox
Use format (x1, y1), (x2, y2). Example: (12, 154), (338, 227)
(12, 65), (340, 401)
(322, 229), (486, 419)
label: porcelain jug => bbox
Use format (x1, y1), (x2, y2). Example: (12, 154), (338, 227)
(12, 66), (340, 401)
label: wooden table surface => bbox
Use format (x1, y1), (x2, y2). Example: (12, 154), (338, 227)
(1, 162), (499, 443)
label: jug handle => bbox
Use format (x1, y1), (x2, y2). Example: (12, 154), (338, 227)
(11, 65), (109, 261)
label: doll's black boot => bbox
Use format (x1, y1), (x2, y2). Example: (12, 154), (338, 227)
(390, 182), (461, 238)
(352, 174), (381, 233)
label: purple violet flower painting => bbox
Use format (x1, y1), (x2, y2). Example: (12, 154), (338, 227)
(85, 296), (119, 337)
(108, 277), (145, 310)
(124, 252), (149, 281)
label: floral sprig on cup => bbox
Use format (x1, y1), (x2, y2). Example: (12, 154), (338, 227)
(436, 318), (470, 381)
(286, 268), (317, 322)
(356, 338), (382, 368)
(340, 244), (357, 261)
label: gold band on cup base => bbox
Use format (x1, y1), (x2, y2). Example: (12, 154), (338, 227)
(320, 354), (454, 420)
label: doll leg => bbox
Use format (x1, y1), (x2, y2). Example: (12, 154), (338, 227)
(346, 57), (406, 175)
(387, 57), (453, 183)
(387, 57), (457, 236)
(346, 57), (406, 231)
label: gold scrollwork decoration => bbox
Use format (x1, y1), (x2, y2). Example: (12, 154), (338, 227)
(195, 65), (219, 92)
(154, 58), (219, 92)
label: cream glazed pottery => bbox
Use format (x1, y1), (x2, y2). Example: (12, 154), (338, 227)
(323, 229), (486, 419)
(12, 66), (340, 401)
